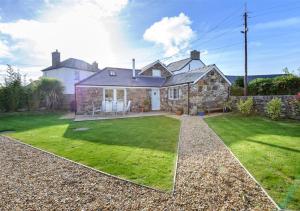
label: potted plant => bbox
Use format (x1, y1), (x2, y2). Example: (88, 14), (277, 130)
(176, 107), (183, 115)
(223, 100), (232, 112)
(143, 99), (150, 112)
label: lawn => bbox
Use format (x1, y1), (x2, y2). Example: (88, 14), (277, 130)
(205, 114), (300, 210)
(0, 112), (180, 191)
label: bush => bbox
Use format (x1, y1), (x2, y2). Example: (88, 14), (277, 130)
(266, 98), (282, 120)
(37, 78), (64, 110)
(234, 76), (244, 87)
(230, 86), (244, 96)
(272, 74), (300, 95)
(248, 75), (300, 95)
(237, 97), (253, 115)
(248, 78), (273, 95)
(25, 81), (40, 111)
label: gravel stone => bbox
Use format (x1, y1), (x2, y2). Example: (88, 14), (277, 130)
(0, 116), (277, 210)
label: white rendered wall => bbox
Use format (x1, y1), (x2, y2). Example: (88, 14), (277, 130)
(173, 60), (205, 74)
(43, 67), (94, 94)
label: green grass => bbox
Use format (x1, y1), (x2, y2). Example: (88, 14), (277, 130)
(0, 112), (180, 191)
(205, 114), (300, 210)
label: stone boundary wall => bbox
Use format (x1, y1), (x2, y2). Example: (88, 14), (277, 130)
(230, 95), (300, 120)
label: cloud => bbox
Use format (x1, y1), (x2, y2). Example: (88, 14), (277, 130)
(143, 13), (194, 57)
(254, 17), (300, 30)
(0, 0), (153, 77)
(0, 40), (12, 58)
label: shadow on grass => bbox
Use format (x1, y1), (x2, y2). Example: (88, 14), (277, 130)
(62, 116), (180, 153)
(0, 112), (180, 153)
(245, 139), (300, 153)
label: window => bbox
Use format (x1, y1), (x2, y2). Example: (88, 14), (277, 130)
(152, 69), (161, 77)
(105, 89), (113, 101)
(109, 70), (116, 76)
(168, 87), (181, 100)
(75, 71), (80, 81)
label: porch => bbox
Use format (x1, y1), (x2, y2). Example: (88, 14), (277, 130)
(75, 86), (161, 116)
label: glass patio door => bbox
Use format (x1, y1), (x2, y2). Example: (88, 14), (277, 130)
(103, 88), (126, 112)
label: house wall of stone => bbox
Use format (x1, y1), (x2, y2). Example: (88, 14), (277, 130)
(140, 63), (172, 77)
(127, 88), (152, 112)
(160, 69), (230, 115)
(75, 86), (103, 114)
(230, 95), (300, 120)
(75, 86), (152, 114)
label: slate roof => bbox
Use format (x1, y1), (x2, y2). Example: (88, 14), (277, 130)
(77, 67), (166, 87)
(167, 58), (191, 72)
(42, 58), (99, 72)
(225, 74), (286, 84)
(163, 65), (215, 86)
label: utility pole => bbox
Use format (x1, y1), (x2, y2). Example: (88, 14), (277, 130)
(241, 5), (248, 96)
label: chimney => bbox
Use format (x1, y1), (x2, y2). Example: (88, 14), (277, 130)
(92, 61), (98, 71)
(190, 50), (200, 60)
(132, 58), (136, 78)
(52, 49), (60, 67)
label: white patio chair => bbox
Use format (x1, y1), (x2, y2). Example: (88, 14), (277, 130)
(92, 101), (102, 116)
(123, 100), (131, 115)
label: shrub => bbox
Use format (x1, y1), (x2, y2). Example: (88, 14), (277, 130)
(37, 78), (64, 110)
(234, 76), (244, 87)
(237, 97), (253, 115)
(248, 78), (273, 95)
(25, 81), (40, 111)
(272, 74), (300, 95)
(266, 98), (282, 120)
(230, 86), (244, 96)
(248, 75), (300, 95)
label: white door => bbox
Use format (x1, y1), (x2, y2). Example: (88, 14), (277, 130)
(151, 88), (160, 110)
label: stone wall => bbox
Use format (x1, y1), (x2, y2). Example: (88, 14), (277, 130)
(75, 87), (151, 114)
(76, 87), (103, 114)
(160, 69), (230, 115)
(230, 95), (300, 120)
(127, 88), (151, 112)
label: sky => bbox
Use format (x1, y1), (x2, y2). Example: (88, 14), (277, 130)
(0, 0), (300, 81)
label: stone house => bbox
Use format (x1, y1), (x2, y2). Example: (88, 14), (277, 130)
(75, 50), (232, 115)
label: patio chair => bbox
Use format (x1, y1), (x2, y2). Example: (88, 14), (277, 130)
(123, 100), (131, 115)
(92, 101), (102, 116)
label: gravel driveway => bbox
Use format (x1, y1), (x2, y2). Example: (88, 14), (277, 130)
(0, 116), (277, 210)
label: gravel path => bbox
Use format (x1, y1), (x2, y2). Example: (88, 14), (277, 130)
(0, 116), (277, 210)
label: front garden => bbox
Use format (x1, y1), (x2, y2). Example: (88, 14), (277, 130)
(0, 113), (180, 191)
(205, 114), (300, 210)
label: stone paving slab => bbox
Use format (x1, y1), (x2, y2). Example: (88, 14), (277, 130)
(0, 116), (277, 210)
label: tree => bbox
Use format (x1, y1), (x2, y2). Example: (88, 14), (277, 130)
(37, 78), (64, 110)
(0, 65), (24, 111)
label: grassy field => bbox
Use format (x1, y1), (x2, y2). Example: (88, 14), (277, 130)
(0, 112), (180, 191)
(205, 114), (300, 210)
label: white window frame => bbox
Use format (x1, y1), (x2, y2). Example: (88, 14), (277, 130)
(168, 86), (181, 100)
(152, 69), (161, 77)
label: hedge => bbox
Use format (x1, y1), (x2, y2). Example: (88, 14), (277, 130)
(231, 74), (300, 96)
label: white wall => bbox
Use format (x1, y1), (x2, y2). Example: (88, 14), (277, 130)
(43, 67), (94, 94)
(173, 60), (205, 74)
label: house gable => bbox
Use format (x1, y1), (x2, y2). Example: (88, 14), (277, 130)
(193, 65), (232, 86)
(139, 60), (172, 77)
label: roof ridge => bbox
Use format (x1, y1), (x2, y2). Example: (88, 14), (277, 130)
(167, 57), (191, 66)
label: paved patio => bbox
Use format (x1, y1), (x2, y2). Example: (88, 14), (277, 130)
(0, 116), (277, 210)
(74, 111), (168, 121)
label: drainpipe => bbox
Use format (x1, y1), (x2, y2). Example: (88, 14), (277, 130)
(187, 82), (190, 115)
(74, 84), (77, 115)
